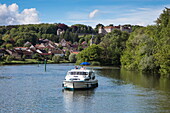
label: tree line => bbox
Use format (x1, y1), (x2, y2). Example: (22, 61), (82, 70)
(0, 23), (95, 48)
(121, 8), (170, 76)
(76, 8), (170, 77)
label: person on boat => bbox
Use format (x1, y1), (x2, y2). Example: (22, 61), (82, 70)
(75, 66), (78, 69)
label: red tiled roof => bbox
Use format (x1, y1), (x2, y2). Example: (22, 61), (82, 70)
(14, 47), (28, 51)
(72, 52), (79, 54)
(104, 26), (113, 29)
(35, 44), (40, 47)
(51, 50), (63, 54)
(81, 41), (87, 45)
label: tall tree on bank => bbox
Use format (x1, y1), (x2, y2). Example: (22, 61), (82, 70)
(76, 44), (102, 64)
(154, 8), (170, 76)
(121, 8), (170, 76)
(100, 29), (129, 65)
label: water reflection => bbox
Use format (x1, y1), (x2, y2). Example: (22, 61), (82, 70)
(0, 76), (11, 79)
(63, 89), (95, 113)
(96, 67), (170, 92)
(95, 67), (170, 112)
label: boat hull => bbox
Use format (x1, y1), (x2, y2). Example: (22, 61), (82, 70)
(63, 80), (98, 90)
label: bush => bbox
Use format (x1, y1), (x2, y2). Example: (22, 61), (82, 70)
(69, 53), (77, 62)
(52, 55), (61, 63)
(32, 53), (43, 61)
(6, 55), (14, 62)
(6, 44), (13, 49)
(91, 61), (100, 66)
(138, 55), (157, 72)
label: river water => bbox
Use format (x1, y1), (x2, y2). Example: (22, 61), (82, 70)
(0, 64), (170, 113)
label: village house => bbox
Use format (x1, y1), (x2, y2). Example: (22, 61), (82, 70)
(24, 41), (32, 47)
(57, 29), (64, 36)
(59, 39), (67, 47)
(29, 45), (36, 52)
(5, 47), (34, 59)
(1, 37), (85, 60)
(6, 49), (21, 59)
(51, 49), (64, 57)
(35, 39), (56, 52)
(81, 41), (88, 49)
(71, 42), (79, 51)
(59, 39), (73, 50)
(14, 47), (33, 59)
(35, 43), (46, 50)
(0, 48), (8, 57)
(98, 25), (132, 34)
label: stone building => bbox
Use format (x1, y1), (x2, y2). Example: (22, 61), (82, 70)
(99, 25), (132, 34)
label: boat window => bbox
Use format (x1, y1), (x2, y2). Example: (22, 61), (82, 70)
(84, 72), (88, 75)
(89, 72), (93, 76)
(69, 72), (89, 75)
(69, 72), (76, 75)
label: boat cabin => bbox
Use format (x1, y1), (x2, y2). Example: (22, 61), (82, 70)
(63, 67), (98, 89)
(66, 69), (95, 81)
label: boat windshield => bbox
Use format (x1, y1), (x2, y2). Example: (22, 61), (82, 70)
(69, 72), (89, 75)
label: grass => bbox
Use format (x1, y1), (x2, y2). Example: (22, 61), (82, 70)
(0, 59), (71, 65)
(1, 59), (40, 65)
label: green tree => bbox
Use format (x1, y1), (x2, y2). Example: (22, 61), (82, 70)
(100, 29), (129, 65)
(78, 46), (83, 51)
(121, 8), (170, 76)
(121, 27), (158, 72)
(79, 38), (85, 44)
(65, 50), (70, 60)
(156, 8), (170, 27)
(16, 38), (25, 46)
(2, 34), (11, 42)
(0, 39), (4, 46)
(6, 55), (14, 62)
(6, 43), (13, 49)
(52, 55), (61, 63)
(69, 53), (77, 62)
(76, 44), (102, 64)
(95, 23), (104, 33)
(32, 53), (43, 61)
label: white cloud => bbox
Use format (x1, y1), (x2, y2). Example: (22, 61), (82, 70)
(89, 9), (99, 18)
(66, 6), (167, 27)
(0, 3), (39, 25)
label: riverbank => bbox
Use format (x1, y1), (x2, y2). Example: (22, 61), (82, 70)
(0, 59), (71, 65)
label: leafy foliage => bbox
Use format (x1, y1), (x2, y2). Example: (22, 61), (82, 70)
(69, 53), (77, 63)
(0, 23), (95, 48)
(76, 44), (102, 64)
(100, 29), (129, 65)
(121, 8), (170, 76)
(52, 55), (61, 63)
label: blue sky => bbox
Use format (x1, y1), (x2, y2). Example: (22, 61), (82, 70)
(0, 0), (170, 27)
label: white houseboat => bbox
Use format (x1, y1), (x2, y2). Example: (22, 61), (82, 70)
(63, 67), (98, 90)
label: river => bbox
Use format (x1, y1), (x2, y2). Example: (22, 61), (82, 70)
(0, 64), (170, 113)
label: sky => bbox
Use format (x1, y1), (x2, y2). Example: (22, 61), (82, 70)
(0, 0), (170, 27)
